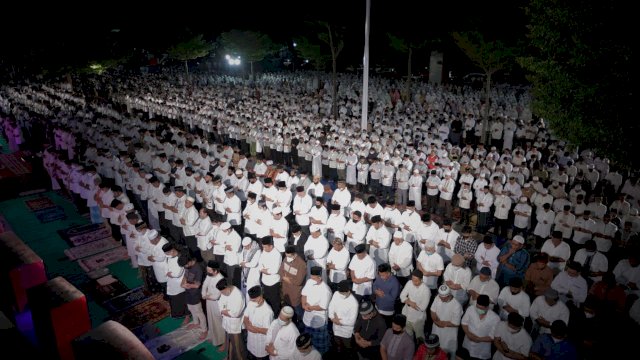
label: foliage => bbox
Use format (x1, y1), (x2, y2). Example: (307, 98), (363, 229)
(167, 34), (214, 62)
(452, 31), (515, 76)
(294, 36), (329, 71)
(520, 0), (634, 169)
(218, 30), (275, 64)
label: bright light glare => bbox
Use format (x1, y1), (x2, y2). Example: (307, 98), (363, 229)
(227, 57), (241, 66)
(225, 54), (231, 60)
(293, 42), (297, 47)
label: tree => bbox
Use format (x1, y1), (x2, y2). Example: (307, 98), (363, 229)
(167, 34), (214, 79)
(294, 36), (328, 71)
(317, 22), (345, 120)
(218, 30), (275, 79)
(387, 34), (435, 102)
(520, 0), (634, 169)
(453, 31), (515, 143)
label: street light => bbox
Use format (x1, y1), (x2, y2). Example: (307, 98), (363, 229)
(226, 54), (241, 66)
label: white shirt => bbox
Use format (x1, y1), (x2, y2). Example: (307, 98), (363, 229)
(328, 292), (359, 338)
(573, 249), (608, 282)
(461, 306), (500, 359)
(219, 286), (245, 334)
(388, 241), (414, 277)
(349, 255), (376, 295)
(293, 194), (313, 226)
(165, 255), (185, 296)
(301, 279), (332, 327)
(326, 247), (350, 283)
(259, 250), (282, 286)
(540, 239), (571, 272)
(551, 271), (588, 306)
(496, 287), (531, 320)
(243, 301), (274, 358)
(467, 277), (500, 306)
(430, 296), (463, 353)
(266, 321), (300, 360)
(417, 251), (444, 289)
(529, 295), (570, 334)
(400, 281), (430, 321)
(492, 321), (532, 360)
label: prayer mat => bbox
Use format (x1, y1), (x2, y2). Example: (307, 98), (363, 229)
(145, 325), (207, 360)
(84, 275), (130, 304)
(64, 237), (120, 260)
(111, 294), (170, 331)
(34, 205), (67, 223)
(57, 223), (111, 247)
(78, 246), (129, 272)
(102, 286), (150, 313)
(24, 197), (56, 211)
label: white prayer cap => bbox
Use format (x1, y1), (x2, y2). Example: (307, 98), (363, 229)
(281, 306), (295, 318)
(438, 285), (451, 296)
(444, 171), (452, 177)
(310, 224), (321, 233)
(235, 169), (243, 175)
(124, 203), (135, 212)
(532, 176), (539, 181)
(424, 239), (437, 248)
(186, 196), (195, 203)
(242, 237), (252, 246)
(393, 231), (403, 239)
(145, 174), (153, 180)
(266, 160), (274, 165)
(513, 235), (525, 244)
(272, 207), (283, 214)
(220, 222), (231, 230)
(146, 230), (159, 240)
(523, 183), (531, 188)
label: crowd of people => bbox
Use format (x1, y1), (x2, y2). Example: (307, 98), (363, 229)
(1, 70), (639, 359)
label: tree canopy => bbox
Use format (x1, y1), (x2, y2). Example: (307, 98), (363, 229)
(167, 34), (214, 62)
(218, 30), (275, 64)
(520, 0), (634, 169)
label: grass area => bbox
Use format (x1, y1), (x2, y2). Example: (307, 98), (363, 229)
(0, 190), (223, 359)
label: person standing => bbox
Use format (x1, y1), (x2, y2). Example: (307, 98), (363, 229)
(349, 244), (377, 302)
(301, 266), (333, 355)
(372, 264), (401, 327)
(328, 280), (359, 356)
(202, 260), (225, 347)
(265, 306), (300, 359)
(493, 313), (532, 360)
(163, 243), (188, 320)
(379, 314), (415, 360)
(217, 278), (246, 359)
(280, 245), (307, 326)
(259, 236), (282, 316)
(400, 269), (431, 342)
(354, 301), (388, 360)
(243, 286), (274, 360)
(459, 294), (500, 360)
(180, 254), (207, 339)
(430, 285), (463, 359)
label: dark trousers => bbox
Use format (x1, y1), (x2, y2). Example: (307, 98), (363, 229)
(263, 282), (281, 316)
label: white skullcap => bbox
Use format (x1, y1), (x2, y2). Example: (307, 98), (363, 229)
(242, 237), (252, 246)
(186, 196), (195, 203)
(513, 235), (525, 244)
(266, 160), (274, 165)
(281, 306), (295, 318)
(146, 229), (159, 240)
(220, 222), (231, 230)
(235, 169), (243, 175)
(123, 203), (135, 211)
(438, 285), (451, 296)
(272, 207), (283, 214)
(520, 196), (528, 202)
(145, 174), (153, 179)
(393, 231), (403, 239)
(310, 224), (321, 232)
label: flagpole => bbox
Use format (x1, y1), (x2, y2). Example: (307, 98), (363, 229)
(361, 0), (371, 130)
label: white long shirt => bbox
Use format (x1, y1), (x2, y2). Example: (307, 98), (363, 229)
(266, 321), (300, 360)
(400, 281), (430, 322)
(349, 255), (376, 295)
(496, 287), (531, 320)
(259, 250), (282, 286)
(529, 295), (570, 334)
(492, 321), (532, 360)
(461, 307), (500, 359)
(219, 286), (245, 334)
(327, 292), (359, 338)
(301, 279), (332, 328)
(388, 241), (414, 277)
(243, 301), (274, 358)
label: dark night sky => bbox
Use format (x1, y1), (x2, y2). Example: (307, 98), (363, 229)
(4, 0), (526, 72)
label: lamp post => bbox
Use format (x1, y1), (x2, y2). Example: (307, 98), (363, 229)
(361, 0), (371, 130)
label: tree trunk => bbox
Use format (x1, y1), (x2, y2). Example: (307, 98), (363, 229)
(184, 60), (189, 81)
(404, 47), (412, 102)
(481, 72), (492, 144)
(250, 61), (254, 81)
